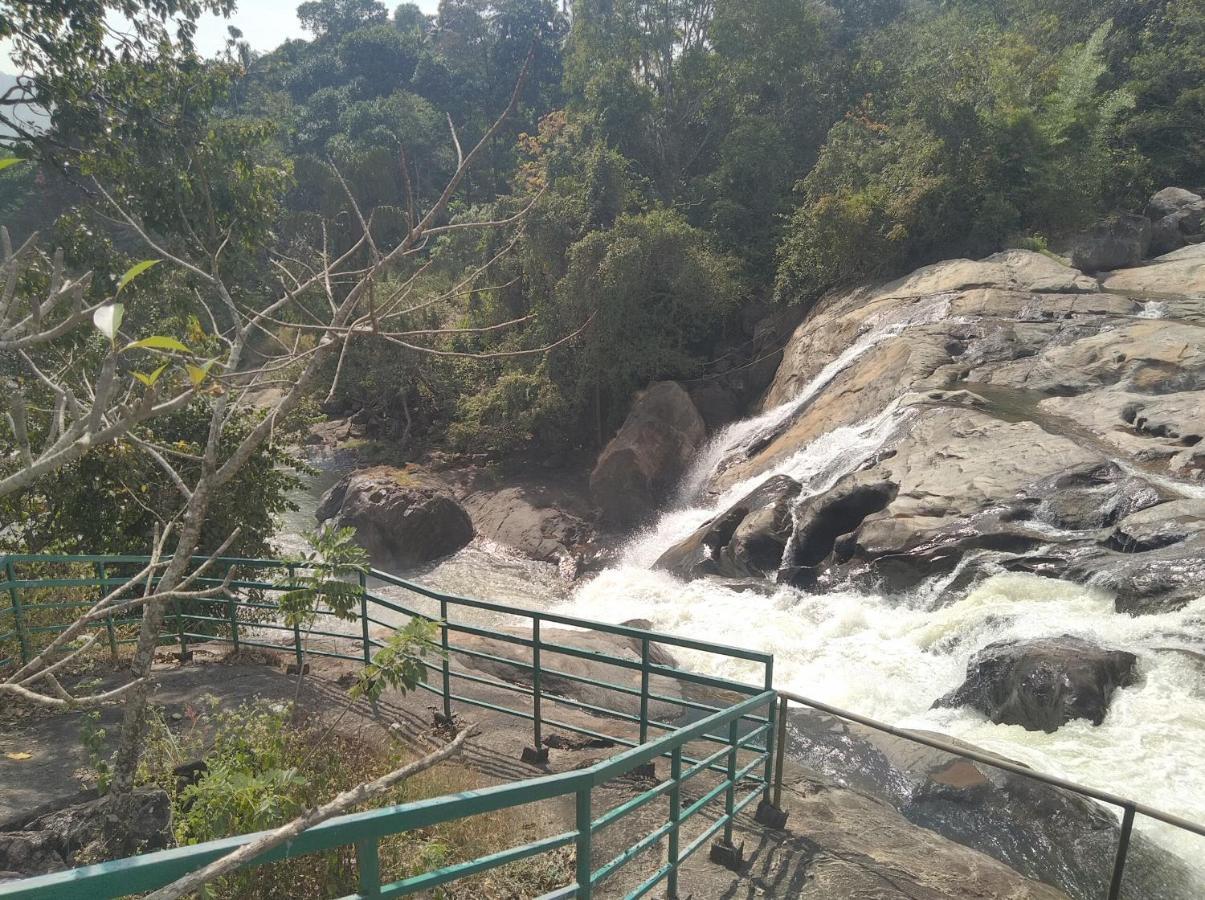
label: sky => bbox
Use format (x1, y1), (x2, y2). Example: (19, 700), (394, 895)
(1, 0), (442, 74)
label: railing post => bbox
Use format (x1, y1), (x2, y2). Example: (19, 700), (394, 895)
(521, 616), (549, 764)
(762, 658), (775, 803)
(756, 692), (790, 829)
(174, 596), (189, 661)
(575, 786), (593, 899)
(667, 745), (682, 899)
(286, 564), (303, 673)
(532, 617), (543, 747)
(724, 718), (738, 845)
(227, 590), (240, 654)
(1107, 804), (1136, 900)
(774, 695), (787, 809)
(639, 637), (650, 745)
(356, 837), (381, 896)
(5, 558), (29, 665)
(358, 569), (370, 666)
(709, 717), (744, 870)
(439, 597), (451, 723)
(96, 562), (117, 661)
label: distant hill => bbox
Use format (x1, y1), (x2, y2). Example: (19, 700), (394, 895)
(0, 72), (49, 138)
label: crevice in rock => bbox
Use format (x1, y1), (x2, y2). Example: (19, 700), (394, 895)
(791, 481), (899, 569)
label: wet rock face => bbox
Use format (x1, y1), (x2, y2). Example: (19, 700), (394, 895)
(654, 475), (802, 579)
(788, 711), (1199, 900)
(590, 381), (706, 526)
(317, 465), (474, 568)
(670, 226), (1205, 611)
(934, 636), (1138, 733)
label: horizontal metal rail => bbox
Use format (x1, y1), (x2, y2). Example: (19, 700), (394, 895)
(0, 690), (776, 899)
(0, 554), (779, 898)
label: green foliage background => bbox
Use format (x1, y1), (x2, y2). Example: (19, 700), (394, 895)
(4, 0), (1203, 475)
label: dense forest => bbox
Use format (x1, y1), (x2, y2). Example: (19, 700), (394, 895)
(2, 0), (1202, 558)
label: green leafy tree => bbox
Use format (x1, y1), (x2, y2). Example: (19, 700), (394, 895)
(297, 0), (389, 38)
(544, 208), (741, 441)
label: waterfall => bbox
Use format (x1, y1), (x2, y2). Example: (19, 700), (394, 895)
(555, 294), (1205, 883)
(676, 292), (957, 503)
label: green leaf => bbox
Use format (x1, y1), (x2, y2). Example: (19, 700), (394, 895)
(124, 335), (191, 353)
(0, 158), (25, 172)
(92, 303), (124, 341)
(133, 362), (171, 387)
(116, 259), (160, 294)
(185, 358), (216, 386)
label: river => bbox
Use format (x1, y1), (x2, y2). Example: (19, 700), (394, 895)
(277, 303), (1205, 883)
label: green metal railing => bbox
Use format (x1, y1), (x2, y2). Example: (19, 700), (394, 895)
(0, 554), (780, 899)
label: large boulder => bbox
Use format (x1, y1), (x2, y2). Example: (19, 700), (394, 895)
(1102, 241), (1205, 298)
(1097, 533), (1205, 615)
(1147, 187), (1203, 220)
(590, 382), (706, 526)
(1145, 187), (1205, 256)
(1069, 213), (1152, 272)
(788, 711), (1200, 900)
(653, 475), (802, 579)
(462, 485), (594, 568)
(317, 465), (474, 568)
(1108, 499), (1205, 553)
(934, 636), (1138, 733)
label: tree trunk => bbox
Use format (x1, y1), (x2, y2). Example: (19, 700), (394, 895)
(110, 483), (212, 796)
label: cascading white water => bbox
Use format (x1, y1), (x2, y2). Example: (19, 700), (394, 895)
(675, 292), (958, 503)
(554, 300), (1205, 879)
(276, 287), (1204, 880)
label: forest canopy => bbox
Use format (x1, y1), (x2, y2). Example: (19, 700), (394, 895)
(2, 0), (1202, 473)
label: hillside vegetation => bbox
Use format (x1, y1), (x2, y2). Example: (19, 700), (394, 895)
(1, 0), (1202, 539)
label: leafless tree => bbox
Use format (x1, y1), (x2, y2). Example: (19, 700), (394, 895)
(0, 230), (197, 498)
(87, 50), (548, 800)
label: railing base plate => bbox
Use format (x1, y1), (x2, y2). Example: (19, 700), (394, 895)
(709, 839), (744, 871)
(521, 746), (549, 764)
(754, 800), (789, 829)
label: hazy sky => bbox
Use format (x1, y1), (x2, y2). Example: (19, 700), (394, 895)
(2, 0), (442, 74)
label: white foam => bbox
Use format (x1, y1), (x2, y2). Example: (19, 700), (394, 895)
(561, 570), (1205, 869)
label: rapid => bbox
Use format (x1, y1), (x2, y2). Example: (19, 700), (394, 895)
(555, 302), (1205, 876)
(279, 298), (1205, 879)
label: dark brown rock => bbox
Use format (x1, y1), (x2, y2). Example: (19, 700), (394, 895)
(590, 382), (706, 526)
(787, 710), (1197, 900)
(317, 465), (474, 568)
(654, 475), (802, 580)
(934, 636), (1138, 733)
(462, 485), (594, 565)
(1070, 213), (1152, 272)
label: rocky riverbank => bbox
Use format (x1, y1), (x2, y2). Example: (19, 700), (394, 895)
(298, 189), (1205, 899)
